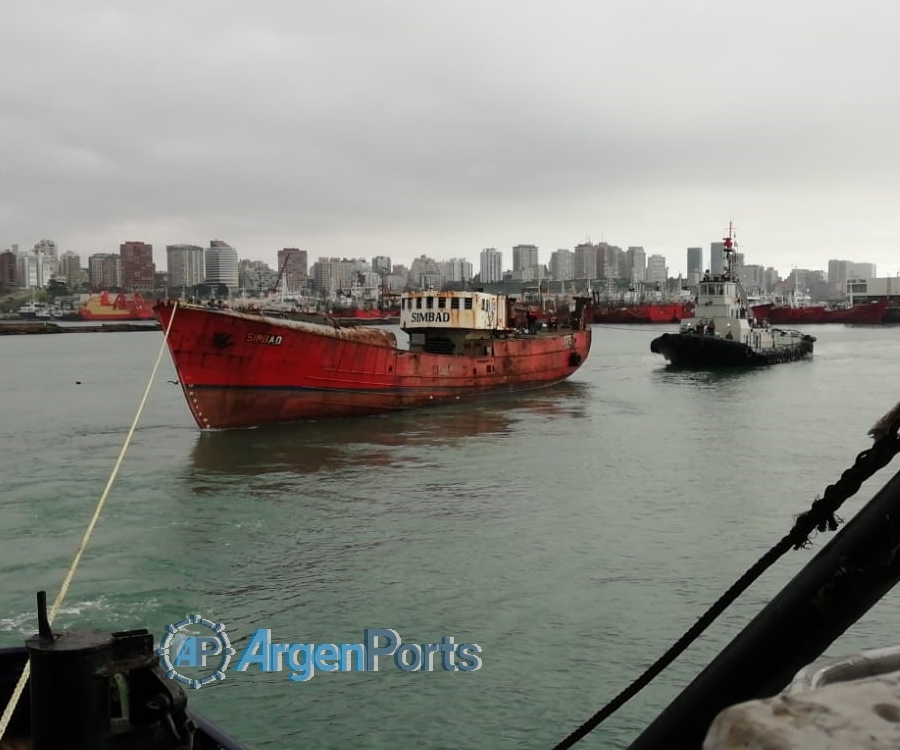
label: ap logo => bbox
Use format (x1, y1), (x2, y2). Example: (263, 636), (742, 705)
(156, 614), (236, 689)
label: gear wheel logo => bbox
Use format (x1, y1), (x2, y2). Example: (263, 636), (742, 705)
(155, 614), (236, 689)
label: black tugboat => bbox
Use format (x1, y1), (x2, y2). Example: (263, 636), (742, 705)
(650, 224), (816, 368)
(0, 592), (249, 750)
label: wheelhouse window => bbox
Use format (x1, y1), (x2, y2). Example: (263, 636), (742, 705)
(426, 297), (434, 309)
(451, 298), (460, 309)
(416, 297), (423, 309)
(464, 298), (473, 310)
(438, 297), (446, 309)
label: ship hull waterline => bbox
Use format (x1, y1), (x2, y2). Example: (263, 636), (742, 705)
(155, 304), (592, 429)
(650, 331), (815, 369)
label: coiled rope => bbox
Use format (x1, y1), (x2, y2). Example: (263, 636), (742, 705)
(0, 303), (178, 743)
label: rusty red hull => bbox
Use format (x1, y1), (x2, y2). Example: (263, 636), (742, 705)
(751, 300), (888, 325)
(155, 304), (592, 429)
(591, 303), (694, 324)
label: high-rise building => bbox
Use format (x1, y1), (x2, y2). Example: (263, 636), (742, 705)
(549, 249), (574, 282)
(18, 251), (56, 289)
(709, 242), (725, 276)
(33, 240), (58, 272)
(827, 260), (853, 292)
(479, 248), (503, 283)
(239, 259), (279, 294)
(625, 246), (646, 282)
(740, 264), (765, 293)
(851, 262), (876, 280)
(120, 241), (156, 291)
(573, 243), (597, 281)
(88, 253), (123, 289)
(383, 264), (409, 292)
(687, 247), (703, 284)
(442, 258), (473, 283)
(372, 256), (392, 275)
(310, 257), (357, 292)
(763, 267), (780, 291)
(512, 244), (539, 272)
(59, 251), (83, 290)
(205, 240), (239, 291)
(0, 251), (16, 287)
(408, 255), (442, 289)
(167, 245), (205, 290)
(596, 243), (624, 279)
(646, 255), (668, 285)
(277, 248), (308, 293)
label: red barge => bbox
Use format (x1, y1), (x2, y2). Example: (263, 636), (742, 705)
(154, 291), (592, 429)
(592, 302), (694, 324)
(750, 299), (889, 325)
(80, 290), (155, 321)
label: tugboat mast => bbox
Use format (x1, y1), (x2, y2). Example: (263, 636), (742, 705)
(722, 222), (736, 281)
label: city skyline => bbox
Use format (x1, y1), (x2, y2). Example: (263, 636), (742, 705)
(1, 235), (882, 299)
(0, 233), (884, 283)
(2, 2), (898, 280)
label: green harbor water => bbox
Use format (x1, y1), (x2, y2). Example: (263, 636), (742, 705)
(2, 323), (900, 749)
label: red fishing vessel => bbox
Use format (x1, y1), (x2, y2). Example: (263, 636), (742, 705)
(748, 301), (775, 321)
(758, 304), (826, 324)
(751, 299), (889, 325)
(820, 300), (889, 324)
(592, 302), (694, 324)
(79, 291), (155, 321)
(154, 291), (592, 429)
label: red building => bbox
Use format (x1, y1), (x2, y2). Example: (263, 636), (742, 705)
(0, 251), (16, 287)
(120, 241), (156, 292)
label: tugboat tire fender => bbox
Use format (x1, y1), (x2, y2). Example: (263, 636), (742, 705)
(569, 352), (582, 367)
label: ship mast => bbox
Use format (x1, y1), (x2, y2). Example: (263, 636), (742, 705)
(722, 221), (752, 318)
(722, 222), (736, 281)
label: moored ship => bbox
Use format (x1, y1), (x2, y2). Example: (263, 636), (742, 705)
(751, 299), (889, 325)
(154, 290), (592, 429)
(80, 290), (155, 321)
(329, 308), (401, 325)
(820, 299), (890, 324)
(592, 301), (694, 324)
(16, 301), (51, 319)
(651, 224), (816, 368)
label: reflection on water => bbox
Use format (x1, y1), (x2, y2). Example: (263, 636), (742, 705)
(188, 381), (589, 475)
(651, 367), (762, 387)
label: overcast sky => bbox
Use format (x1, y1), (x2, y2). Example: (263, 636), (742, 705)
(2, 0), (898, 277)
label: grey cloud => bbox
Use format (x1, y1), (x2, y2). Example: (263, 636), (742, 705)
(1, 0), (898, 273)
